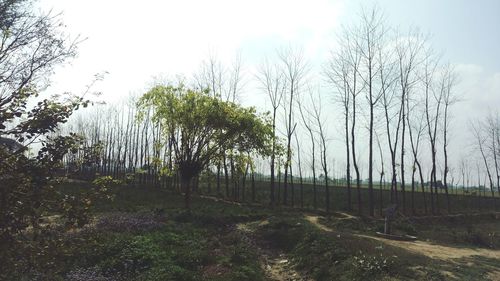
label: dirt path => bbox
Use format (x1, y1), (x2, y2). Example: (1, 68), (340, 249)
(359, 234), (500, 260)
(304, 215), (332, 232)
(236, 221), (311, 281)
(305, 214), (500, 261)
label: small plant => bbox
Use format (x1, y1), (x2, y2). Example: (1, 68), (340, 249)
(488, 232), (497, 249)
(61, 176), (118, 229)
(352, 252), (394, 275)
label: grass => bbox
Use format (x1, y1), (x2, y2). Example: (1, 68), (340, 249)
(196, 178), (500, 216)
(6, 184), (270, 281)
(251, 214), (437, 281)
(6, 181), (500, 281)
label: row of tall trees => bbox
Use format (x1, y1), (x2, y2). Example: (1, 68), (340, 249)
(60, 7), (499, 216)
(471, 112), (500, 198)
(323, 7), (462, 215)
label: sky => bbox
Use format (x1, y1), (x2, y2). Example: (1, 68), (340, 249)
(38, 0), (500, 182)
(38, 0), (500, 101)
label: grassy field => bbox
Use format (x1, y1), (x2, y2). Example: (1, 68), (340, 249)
(8, 182), (500, 280)
(196, 178), (500, 216)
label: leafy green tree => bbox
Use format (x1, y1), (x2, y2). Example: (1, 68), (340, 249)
(0, 1), (112, 277)
(138, 85), (273, 208)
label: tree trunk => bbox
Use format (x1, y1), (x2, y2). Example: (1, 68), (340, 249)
(417, 161), (428, 214)
(411, 167), (416, 215)
(379, 173), (384, 217)
(368, 91), (374, 217)
(217, 161), (221, 195)
(223, 155), (229, 197)
(270, 110), (277, 206)
(352, 94), (362, 215)
(252, 172), (256, 202)
(277, 159), (281, 203)
(400, 102), (406, 215)
(182, 175), (192, 209)
(290, 162), (295, 207)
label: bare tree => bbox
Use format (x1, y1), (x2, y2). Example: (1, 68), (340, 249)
(278, 47), (308, 206)
(224, 52), (244, 103)
(459, 155), (468, 207)
(441, 64), (458, 213)
(406, 93), (427, 215)
(311, 89), (331, 212)
(298, 94), (318, 209)
(379, 47), (401, 208)
(294, 131), (305, 208)
(375, 132), (385, 216)
(194, 52), (224, 98)
(356, 6), (387, 216)
(257, 58), (286, 205)
(423, 50), (441, 214)
(471, 121), (495, 198)
(394, 30), (426, 214)
(324, 47), (353, 211)
(350, 46), (363, 215)
(486, 111), (500, 195)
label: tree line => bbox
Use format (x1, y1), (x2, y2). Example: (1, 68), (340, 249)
(57, 7), (500, 216)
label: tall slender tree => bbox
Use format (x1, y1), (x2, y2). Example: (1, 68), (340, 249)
(441, 64), (458, 213)
(257, 59), (286, 205)
(423, 50), (441, 214)
(278, 47), (308, 205)
(357, 6), (387, 216)
(325, 48), (353, 211)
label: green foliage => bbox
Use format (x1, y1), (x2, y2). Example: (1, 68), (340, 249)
(0, 184), (269, 279)
(61, 176), (119, 229)
(0, 178), (116, 279)
(31, 204), (264, 280)
(6, 181), (500, 281)
(0, 2), (102, 277)
(137, 84), (272, 184)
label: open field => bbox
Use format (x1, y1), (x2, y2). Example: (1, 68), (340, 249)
(6, 182), (500, 281)
(75, 168), (500, 217)
(196, 177), (500, 217)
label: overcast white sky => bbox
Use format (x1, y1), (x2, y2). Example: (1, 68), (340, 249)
(39, 0), (500, 182)
(39, 0), (500, 107)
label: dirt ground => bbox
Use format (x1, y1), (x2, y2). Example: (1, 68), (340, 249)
(305, 214), (500, 281)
